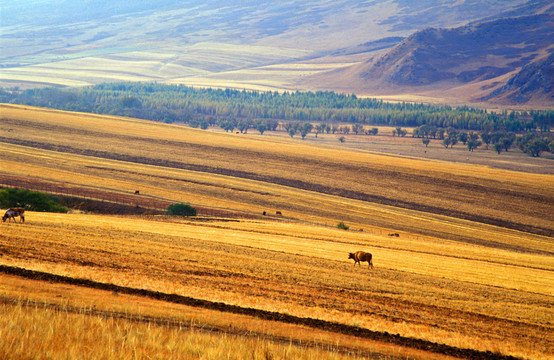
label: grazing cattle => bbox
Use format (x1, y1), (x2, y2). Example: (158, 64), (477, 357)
(388, 233), (399, 237)
(276, 211), (282, 215)
(2, 208), (25, 223)
(134, 190), (140, 195)
(348, 251), (373, 269)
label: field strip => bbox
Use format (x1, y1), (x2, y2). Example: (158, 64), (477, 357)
(3, 104), (552, 187)
(1, 138), (552, 238)
(6, 211), (553, 295)
(0, 265), (522, 360)
(0, 296), (392, 360)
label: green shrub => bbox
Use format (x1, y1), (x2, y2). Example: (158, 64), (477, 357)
(166, 203), (197, 217)
(337, 222), (349, 230)
(0, 188), (67, 213)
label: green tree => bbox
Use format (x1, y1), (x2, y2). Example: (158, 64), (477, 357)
(118, 95), (142, 108)
(428, 126), (438, 139)
(394, 127), (407, 137)
(237, 119), (251, 134)
(422, 138), (430, 147)
(256, 121), (267, 135)
(523, 138), (550, 157)
(300, 123), (313, 139)
(467, 139), (481, 152)
(480, 132), (491, 149)
(501, 136), (515, 152)
(352, 123), (364, 135)
(458, 132), (468, 145)
(284, 122), (298, 138)
(314, 123), (326, 138)
(467, 132), (481, 151)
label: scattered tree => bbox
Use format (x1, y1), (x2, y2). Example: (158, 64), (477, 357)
(480, 132), (492, 149)
(299, 123), (313, 139)
(458, 132), (468, 145)
(256, 121), (267, 135)
(467, 132), (482, 152)
(352, 123), (364, 135)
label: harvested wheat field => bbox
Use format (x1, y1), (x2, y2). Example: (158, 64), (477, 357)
(0, 104), (553, 359)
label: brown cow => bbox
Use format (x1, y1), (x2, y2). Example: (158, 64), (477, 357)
(348, 251), (373, 269)
(2, 207), (25, 223)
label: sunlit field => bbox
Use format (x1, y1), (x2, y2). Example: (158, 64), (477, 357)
(0, 105), (553, 359)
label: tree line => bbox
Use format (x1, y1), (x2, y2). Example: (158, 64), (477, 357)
(1, 82), (552, 133)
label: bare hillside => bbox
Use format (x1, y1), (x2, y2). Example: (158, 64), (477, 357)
(306, 3), (553, 107)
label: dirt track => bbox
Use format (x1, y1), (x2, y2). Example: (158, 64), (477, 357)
(0, 265), (521, 360)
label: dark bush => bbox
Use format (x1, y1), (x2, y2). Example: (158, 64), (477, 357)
(166, 203), (197, 217)
(337, 222), (349, 230)
(0, 188), (67, 213)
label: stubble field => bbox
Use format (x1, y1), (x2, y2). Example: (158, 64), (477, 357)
(0, 104), (553, 359)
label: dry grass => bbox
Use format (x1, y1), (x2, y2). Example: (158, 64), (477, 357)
(0, 104), (553, 359)
(0, 273), (434, 360)
(1, 212), (552, 359)
(0, 302), (377, 360)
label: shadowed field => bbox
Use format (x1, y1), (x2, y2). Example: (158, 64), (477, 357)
(0, 104), (553, 359)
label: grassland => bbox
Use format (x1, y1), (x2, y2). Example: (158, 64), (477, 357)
(0, 104), (553, 359)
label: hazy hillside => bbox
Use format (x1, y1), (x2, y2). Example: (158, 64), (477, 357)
(2, 0), (551, 107)
(483, 52), (554, 104)
(309, 1), (553, 107)
(362, 14), (552, 85)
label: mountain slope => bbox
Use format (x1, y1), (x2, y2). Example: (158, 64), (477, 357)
(483, 52), (554, 104)
(365, 13), (552, 85)
(306, 3), (553, 107)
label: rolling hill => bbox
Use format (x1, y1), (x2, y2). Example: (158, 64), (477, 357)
(0, 105), (553, 359)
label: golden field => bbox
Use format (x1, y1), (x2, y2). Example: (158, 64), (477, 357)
(0, 104), (553, 359)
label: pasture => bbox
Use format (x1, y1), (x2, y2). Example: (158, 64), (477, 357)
(0, 104), (553, 359)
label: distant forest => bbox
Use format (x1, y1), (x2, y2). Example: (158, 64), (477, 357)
(1, 82), (552, 132)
